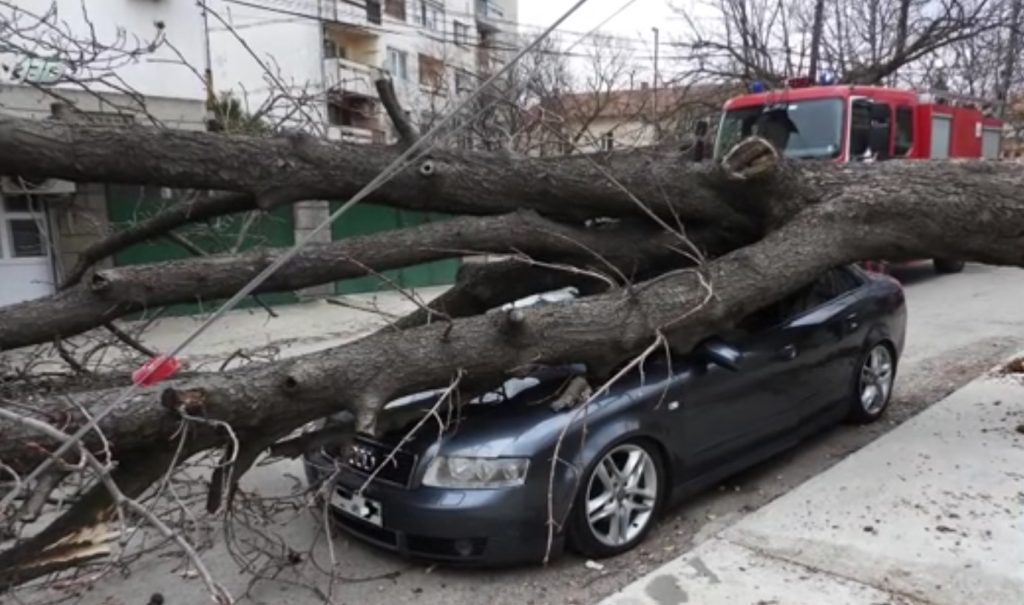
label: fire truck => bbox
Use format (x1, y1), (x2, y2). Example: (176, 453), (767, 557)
(712, 76), (1004, 274)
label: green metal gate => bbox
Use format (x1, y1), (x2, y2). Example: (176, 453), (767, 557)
(330, 203), (459, 294)
(105, 185), (297, 315)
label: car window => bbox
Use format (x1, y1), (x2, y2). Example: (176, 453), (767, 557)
(734, 267), (862, 333)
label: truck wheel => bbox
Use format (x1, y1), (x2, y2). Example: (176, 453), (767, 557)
(933, 259), (965, 274)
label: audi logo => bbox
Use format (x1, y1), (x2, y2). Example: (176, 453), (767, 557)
(347, 444), (378, 472)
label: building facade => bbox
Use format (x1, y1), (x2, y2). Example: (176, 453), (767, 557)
(538, 84), (733, 156)
(0, 0), (520, 308)
(209, 0), (519, 143)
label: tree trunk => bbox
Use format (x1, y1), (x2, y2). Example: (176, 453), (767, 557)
(5, 142), (1024, 478)
(808, 0), (827, 81)
(0, 212), (694, 350)
(0, 115), (753, 229)
(4, 135), (1024, 589)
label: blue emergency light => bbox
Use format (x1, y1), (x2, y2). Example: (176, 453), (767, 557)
(750, 80), (766, 93)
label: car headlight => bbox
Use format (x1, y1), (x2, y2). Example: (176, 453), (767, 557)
(422, 456), (530, 488)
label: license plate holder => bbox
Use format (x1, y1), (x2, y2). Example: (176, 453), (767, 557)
(331, 490), (383, 527)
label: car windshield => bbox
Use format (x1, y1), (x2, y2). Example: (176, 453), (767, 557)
(715, 98), (844, 159)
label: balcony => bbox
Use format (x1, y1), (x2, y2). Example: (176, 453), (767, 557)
(324, 57), (380, 99)
(320, 0), (383, 28)
(475, 0), (505, 33)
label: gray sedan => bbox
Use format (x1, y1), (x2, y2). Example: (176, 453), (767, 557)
(304, 266), (906, 564)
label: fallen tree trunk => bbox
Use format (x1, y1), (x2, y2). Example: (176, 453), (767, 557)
(0, 115), (758, 230)
(4, 136), (1024, 589)
(0, 211), (694, 350)
(5, 168), (1024, 584)
(6, 139), (1024, 473)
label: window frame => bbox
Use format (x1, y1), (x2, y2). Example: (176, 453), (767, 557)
(386, 47), (408, 81)
(417, 53), (445, 91)
(894, 105), (914, 156)
(0, 194), (49, 260)
(417, 0), (444, 33)
(384, 0), (406, 21)
(453, 20), (470, 46)
(736, 267), (865, 333)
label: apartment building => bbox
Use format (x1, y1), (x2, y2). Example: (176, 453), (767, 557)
(210, 0), (519, 144)
(0, 0), (520, 309)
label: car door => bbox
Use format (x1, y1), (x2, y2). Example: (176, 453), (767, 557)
(788, 267), (869, 413)
(760, 267), (869, 424)
(674, 269), (867, 476)
(674, 296), (808, 475)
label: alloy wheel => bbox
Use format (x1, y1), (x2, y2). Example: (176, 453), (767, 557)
(585, 443), (658, 547)
(859, 345), (894, 415)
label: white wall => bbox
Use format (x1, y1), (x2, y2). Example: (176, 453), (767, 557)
(208, 0), (323, 119)
(0, 0), (206, 101)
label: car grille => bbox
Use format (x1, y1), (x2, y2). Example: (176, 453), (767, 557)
(341, 435), (418, 488)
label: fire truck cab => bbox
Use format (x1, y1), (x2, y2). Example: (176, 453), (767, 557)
(713, 77), (1004, 273)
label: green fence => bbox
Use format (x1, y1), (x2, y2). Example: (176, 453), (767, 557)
(331, 202), (460, 295)
(105, 185), (297, 315)
(105, 189), (458, 314)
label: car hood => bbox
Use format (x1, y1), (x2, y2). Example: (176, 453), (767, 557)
(379, 360), (682, 459)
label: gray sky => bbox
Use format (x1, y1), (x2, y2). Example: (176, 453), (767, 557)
(520, 0), (678, 45)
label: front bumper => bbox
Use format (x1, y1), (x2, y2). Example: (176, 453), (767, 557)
(304, 451), (562, 566)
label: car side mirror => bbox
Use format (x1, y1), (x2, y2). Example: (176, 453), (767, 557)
(695, 337), (742, 372)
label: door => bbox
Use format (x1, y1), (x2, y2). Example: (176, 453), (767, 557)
(931, 115), (952, 158)
(676, 295), (811, 474)
(675, 269), (866, 474)
(0, 194), (53, 306)
(774, 268), (868, 417)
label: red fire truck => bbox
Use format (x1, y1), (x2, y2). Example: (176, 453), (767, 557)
(712, 77), (1004, 274)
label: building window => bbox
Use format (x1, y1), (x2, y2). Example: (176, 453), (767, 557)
(418, 53), (445, 91)
(323, 38), (345, 59)
(9, 219), (44, 257)
(454, 21), (470, 46)
(416, 0), (444, 33)
(455, 68), (473, 93)
(600, 131), (614, 151)
(477, 0), (504, 19)
(894, 105), (913, 156)
(386, 47), (408, 80)
(384, 0), (406, 20)
(366, 0), (382, 24)
(0, 196), (46, 259)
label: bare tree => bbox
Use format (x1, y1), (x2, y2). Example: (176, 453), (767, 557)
(673, 0), (1008, 85)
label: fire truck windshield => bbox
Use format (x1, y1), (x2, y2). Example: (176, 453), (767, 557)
(715, 98), (844, 159)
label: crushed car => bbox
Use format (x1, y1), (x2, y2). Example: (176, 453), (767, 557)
(304, 266), (906, 564)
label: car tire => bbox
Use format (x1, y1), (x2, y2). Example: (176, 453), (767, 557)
(567, 439), (664, 559)
(934, 258), (965, 274)
(846, 342), (897, 424)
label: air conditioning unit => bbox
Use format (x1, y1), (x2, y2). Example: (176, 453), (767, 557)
(1, 176), (76, 196)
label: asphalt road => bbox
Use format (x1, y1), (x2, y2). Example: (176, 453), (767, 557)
(35, 263), (1024, 605)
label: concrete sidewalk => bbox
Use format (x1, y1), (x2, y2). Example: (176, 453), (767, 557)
(599, 370), (1024, 605)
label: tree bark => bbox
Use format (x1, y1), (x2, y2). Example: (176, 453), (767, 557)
(0, 115), (755, 230)
(4, 136), (1024, 589)
(0, 212), (694, 351)
(5, 145), (1024, 478)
